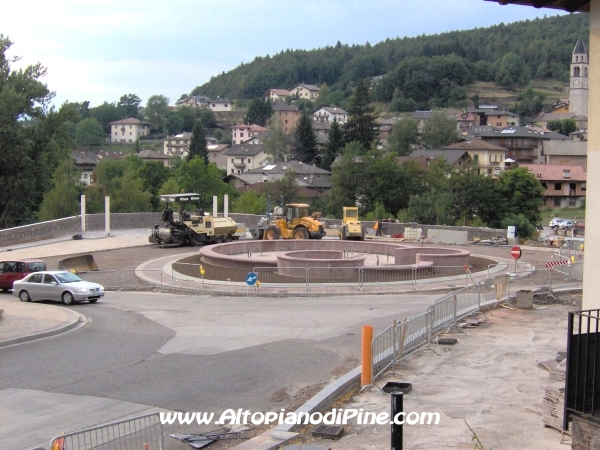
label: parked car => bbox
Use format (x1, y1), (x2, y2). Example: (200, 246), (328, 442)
(559, 219), (576, 230)
(0, 260), (46, 292)
(12, 271), (104, 305)
(549, 218), (566, 229)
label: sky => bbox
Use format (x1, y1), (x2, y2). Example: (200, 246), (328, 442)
(1, 0), (567, 108)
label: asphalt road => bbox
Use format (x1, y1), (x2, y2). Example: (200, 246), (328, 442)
(0, 291), (437, 450)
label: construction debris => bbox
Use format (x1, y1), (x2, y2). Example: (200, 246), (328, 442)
(470, 236), (508, 246)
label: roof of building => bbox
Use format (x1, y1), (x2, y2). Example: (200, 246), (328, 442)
(412, 111), (434, 120)
(225, 172), (331, 189)
(444, 139), (508, 152)
(472, 126), (571, 140)
(207, 144), (230, 153)
(271, 101), (301, 112)
(210, 98), (231, 103)
(409, 149), (470, 166)
(312, 121), (331, 131)
(543, 140), (587, 156)
(574, 36), (587, 54)
(246, 160), (330, 175)
(164, 132), (192, 141)
(536, 112), (585, 122)
(138, 150), (170, 160)
(291, 83), (319, 91)
(521, 164), (586, 181)
(109, 117), (150, 125)
(231, 123), (268, 132)
(378, 117), (401, 125)
(224, 144), (266, 156)
(267, 89), (291, 96)
(314, 106), (348, 115)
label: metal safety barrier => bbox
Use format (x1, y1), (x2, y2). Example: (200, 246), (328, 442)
(48, 412), (163, 450)
(78, 270), (120, 290)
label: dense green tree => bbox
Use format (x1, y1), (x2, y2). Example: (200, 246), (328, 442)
(387, 118), (419, 156)
(292, 114), (319, 164)
(407, 188), (455, 225)
(137, 161), (171, 210)
(510, 88), (546, 119)
(110, 172), (153, 213)
(421, 112), (458, 149)
(495, 52), (531, 90)
(232, 190), (268, 214)
(176, 105), (199, 132)
(294, 98), (315, 114)
(89, 101), (125, 133)
(199, 108), (217, 131)
(38, 160), (83, 221)
(315, 83), (331, 108)
(321, 119), (343, 170)
(343, 79), (379, 151)
(187, 122), (208, 164)
(165, 114), (184, 135)
(117, 94), (142, 118)
(75, 118), (106, 146)
(547, 118), (577, 135)
(495, 167), (544, 230)
(174, 158), (237, 209)
(145, 94), (170, 132)
(0, 35), (78, 228)
(244, 97), (272, 126)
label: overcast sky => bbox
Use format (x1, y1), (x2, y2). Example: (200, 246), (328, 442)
(1, 1), (566, 107)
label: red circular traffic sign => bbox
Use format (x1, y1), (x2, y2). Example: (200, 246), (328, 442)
(511, 246), (522, 260)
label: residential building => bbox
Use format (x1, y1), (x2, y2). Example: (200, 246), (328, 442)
(412, 111), (434, 131)
(536, 111), (588, 131)
(231, 124), (268, 145)
(208, 99), (232, 112)
(70, 150), (127, 185)
(264, 89), (290, 101)
(224, 144), (268, 175)
(471, 126), (570, 164)
(377, 118), (401, 146)
(175, 95), (210, 109)
(542, 140), (587, 168)
(163, 132), (191, 158)
(138, 150), (171, 167)
(109, 118), (151, 144)
(289, 83), (319, 100)
(225, 161), (331, 195)
(443, 139), (508, 175)
(270, 102), (302, 133)
(313, 107), (348, 124)
(207, 144), (230, 170)
(521, 164), (586, 209)
(408, 149), (471, 168)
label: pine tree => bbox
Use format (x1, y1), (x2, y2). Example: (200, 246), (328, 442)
(187, 121), (208, 164)
(293, 113), (319, 164)
(321, 119), (343, 170)
(343, 79), (379, 152)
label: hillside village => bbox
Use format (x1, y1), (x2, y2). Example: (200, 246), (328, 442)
(71, 36), (590, 215)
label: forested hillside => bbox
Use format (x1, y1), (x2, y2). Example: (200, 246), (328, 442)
(193, 13), (588, 109)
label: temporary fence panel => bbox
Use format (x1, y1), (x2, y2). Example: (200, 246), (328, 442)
(398, 311), (431, 358)
(454, 284), (482, 321)
(372, 324), (396, 380)
(551, 262), (584, 291)
(77, 270), (120, 290)
(414, 266), (473, 289)
(49, 413), (163, 450)
(121, 269), (163, 288)
(360, 267), (415, 290)
(307, 266), (361, 291)
(428, 296), (455, 336)
(253, 267), (308, 291)
(171, 262), (204, 284)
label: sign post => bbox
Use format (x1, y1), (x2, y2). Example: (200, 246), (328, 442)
(511, 246), (522, 272)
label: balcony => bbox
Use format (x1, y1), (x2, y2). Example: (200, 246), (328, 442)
(233, 161), (246, 169)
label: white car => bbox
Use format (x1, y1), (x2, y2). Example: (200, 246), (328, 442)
(549, 218), (566, 229)
(12, 271), (104, 305)
(559, 219), (576, 230)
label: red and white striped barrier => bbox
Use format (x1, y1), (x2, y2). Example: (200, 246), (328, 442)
(545, 260), (571, 268)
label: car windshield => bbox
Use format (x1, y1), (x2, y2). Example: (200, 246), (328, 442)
(55, 272), (83, 283)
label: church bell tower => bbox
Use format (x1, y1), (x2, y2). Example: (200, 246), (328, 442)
(569, 37), (589, 117)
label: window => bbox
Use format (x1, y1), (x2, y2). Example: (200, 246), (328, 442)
(225, 104), (228, 107)
(554, 183), (562, 190)
(28, 274), (43, 283)
(84, 174), (88, 179)
(231, 168), (234, 173)
(130, 132), (132, 135)
(541, 182), (547, 189)
(554, 198), (561, 207)
(285, 120), (288, 124)
(569, 198), (577, 207)
(248, 159), (251, 163)
(43, 274), (57, 284)
(582, 182), (586, 191)
(473, 155), (479, 163)
(231, 158), (234, 163)
(240, 133), (244, 137)
(129, 125), (132, 129)
(129, 139), (132, 142)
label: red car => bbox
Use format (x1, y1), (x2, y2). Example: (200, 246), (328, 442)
(0, 260), (47, 292)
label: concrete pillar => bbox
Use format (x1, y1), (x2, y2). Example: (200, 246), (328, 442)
(105, 196), (110, 235)
(213, 196), (218, 217)
(583, 0), (600, 310)
(224, 194), (229, 217)
(80, 195), (86, 232)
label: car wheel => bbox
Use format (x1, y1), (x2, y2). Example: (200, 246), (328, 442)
(19, 290), (31, 302)
(89, 299), (98, 303)
(62, 291), (75, 305)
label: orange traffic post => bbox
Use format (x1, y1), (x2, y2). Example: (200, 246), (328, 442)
(361, 325), (373, 387)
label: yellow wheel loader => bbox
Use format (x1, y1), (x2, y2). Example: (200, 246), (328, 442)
(339, 207), (364, 241)
(250, 203), (325, 240)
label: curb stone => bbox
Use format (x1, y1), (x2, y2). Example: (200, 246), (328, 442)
(0, 309), (85, 348)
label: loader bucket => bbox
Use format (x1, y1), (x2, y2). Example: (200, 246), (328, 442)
(58, 254), (99, 273)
